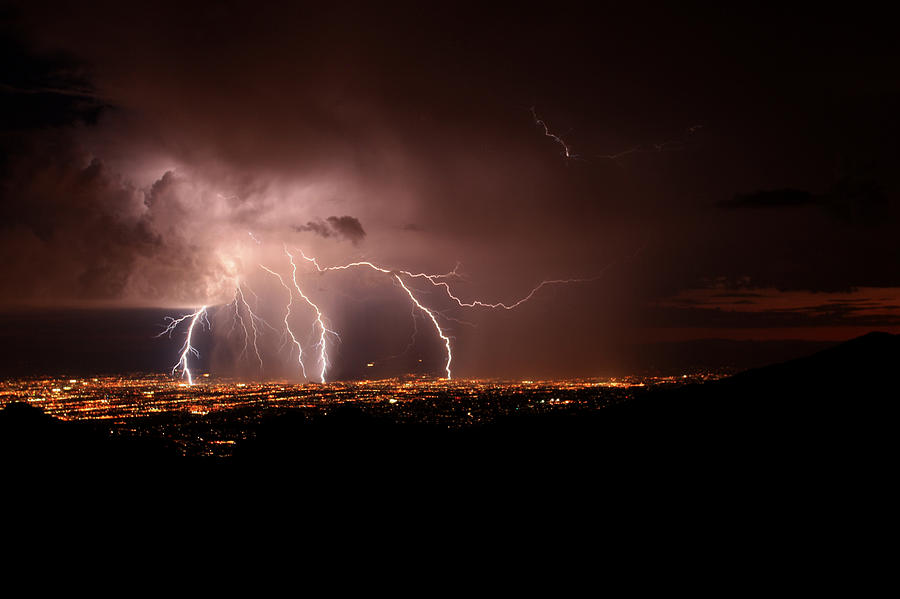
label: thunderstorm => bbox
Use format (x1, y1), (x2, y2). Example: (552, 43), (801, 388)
(160, 246), (602, 384)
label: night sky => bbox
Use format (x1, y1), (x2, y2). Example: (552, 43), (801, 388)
(1, 2), (898, 378)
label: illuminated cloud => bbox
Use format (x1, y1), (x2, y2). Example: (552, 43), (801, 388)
(1, 1), (898, 378)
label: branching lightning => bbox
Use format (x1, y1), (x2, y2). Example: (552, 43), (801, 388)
(597, 146), (642, 160)
(418, 275), (606, 310)
(159, 244), (605, 383)
(284, 247), (338, 383)
(528, 105), (704, 164)
(531, 106), (578, 160)
(260, 264), (308, 380)
(395, 275), (452, 380)
(292, 251), (455, 378)
(291, 249), (608, 379)
(232, 283), (266, 371)
(157, 306), (208, 385)
(597, 124), (705, 162)
(155, 109), (659, 385)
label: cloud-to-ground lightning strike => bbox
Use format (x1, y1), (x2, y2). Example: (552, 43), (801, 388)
(293, 249), (607, 379)
(260, 264), (308, 380)
(285, 247), (338, 383)
(232, 283), (266, 372)
(531, 106), (578, 160)
(159, 244), (604, 384)
(394, 275), (453, 380)
(293, 250), (456, 379)
(157, 306), (208, 385)
(226, 287), (251, 356)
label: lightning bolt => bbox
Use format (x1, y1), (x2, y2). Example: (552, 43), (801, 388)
(301, 248), (603, 311)
(259, 264), (308, 380)
(531, 106), (578, 160)
(597, 146), (642, 160)
(416, 276), (606, 310)
(285, 247), (338, 383)
(157, 282), (275, 382)
(157, 306), (208, 385)
(229, 282), (273, 373)
(226, 287), (251, 355)
(158, 244), (610, 383)
(597, 124), (705, 162)
(527, 106), (704, 164)
(294, 251), (455, 378)
(395, 275), (452, 380)
(293, 249), (605, 379)
(298, 250), (458, 283)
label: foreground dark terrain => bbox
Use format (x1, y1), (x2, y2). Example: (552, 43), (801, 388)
(2, 332), (895, 492)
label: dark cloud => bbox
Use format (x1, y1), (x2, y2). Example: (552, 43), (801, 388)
(294, 216), (366, 245)
(719, 180), (889, 226)
(293, 220), (332, 239)
(326, 216), (366, 244)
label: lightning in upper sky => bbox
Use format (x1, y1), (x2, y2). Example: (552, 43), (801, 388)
(597, 146), (643, 161)
(529, 105), (704, 164)
(291, 249), (608, 379)
(417, 275), (607, 310)
(597, 124), (705, 162)
(531, 106), (578, 160)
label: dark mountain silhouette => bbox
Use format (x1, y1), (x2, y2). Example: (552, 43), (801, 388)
(612, 330), (897, 446)
(0, 400), (180, 469)
(228, 332), (897, 497)
(582, 331), (896, 481)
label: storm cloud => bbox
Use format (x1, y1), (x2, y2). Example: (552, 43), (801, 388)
(1, 1), (899, 375)
(295, 216), (366, 245)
